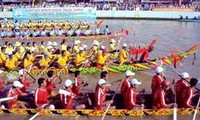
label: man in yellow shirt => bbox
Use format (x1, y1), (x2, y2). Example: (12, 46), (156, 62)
(72, 40), (81, 54)
(0, 47), (6, 67)
(23, 52), (33, 69)
(75, 47), (89, 67)
(57, 50), (68, 68)
(5, 54), (17, 70)
(39, 53), (51, 69)
(119, 43), (132, 65)
(97, 50), (111, 67)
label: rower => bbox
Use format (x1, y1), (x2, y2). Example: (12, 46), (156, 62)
(56, 28), (64, 36)
(39, 53), (51, 69)
(0, 47), (6, 67)
(95, 25), (101, 35)
(18, 69), (31, 93)
(75, 47), (89, 68)
(60, 79), (86, 109)
(72, 71), (88, 95)
(61, 39), (67, 51)
(94, 72), (115, 110)
(66, 26), (74, 36)
(26, 42), (31, 52)
(151, 66), (166, 98)
(46, 70), (60, 95)
(30, 42), (38, 53)
(56, 50), (68, 68)
(181, 78), (199, 108)
(39, 41), (47, 54)
(153, 80), (175, 109)
(103, 25), (111, 35)
(5, 53), (17, 70)
(84, 25), (91, 36)
(109, 39), (117, 52)
(72, 40), (81, 54)
(124, 78), (144, 110)
(139, 46), (154, 63)
(40, 28), (47, 37)
(23, 52), (33, 69)
(0, 70), (8, 97)
(34, 78), (53, 109)
(176, 72), (190, 108)
(119, 43), (132, 65)
(19, 42), (25, 56)
(121, 71), (135, 106)
(74, 26), (82, 36)
(96, 47), (111, 68)
(7, 81), (29, 109)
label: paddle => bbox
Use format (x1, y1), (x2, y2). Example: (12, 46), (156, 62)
(192, 96), (200, 120)
(0, 96), (16, 102)
(101, 80), (122, 120)
(28, 102), (52, 120)
(173, 79), (177, 120)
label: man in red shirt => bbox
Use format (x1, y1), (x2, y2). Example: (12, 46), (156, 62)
(46, 70), (59, 95)
(7, 81), (29, 109)
(176, 72), (190, 108)
(139, 46), (154, 63)
(60, 79), (85, 109)
(94, 78), (115, 110)
(34, 78), (49, 109)
(151, 66), (166, 98)
(124, 78), (144, 110)
(72, 71), (88, 95)
(181, 78), (198, 108)
(18, 69), (31, 93)
(121, 70), (135, 106)
(153, 80), (175, 109)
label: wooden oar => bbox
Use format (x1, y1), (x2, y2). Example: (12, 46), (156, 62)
(37, 56), (57, 79)
(192, 96), (200, 120)
(28, 102), (51, 120)
(101, 80), (122, 120)
(0, 96), (16, 102)
(173, 79), (177, 120)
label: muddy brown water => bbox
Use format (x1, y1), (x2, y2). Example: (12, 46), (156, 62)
(1, 19), (200, 120)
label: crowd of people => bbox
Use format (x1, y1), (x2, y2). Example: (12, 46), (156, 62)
(0, 20), (113, 38)
(0, 37), (152, 70)
(0, 66), (199, 110)
(0, 2), (200, 12)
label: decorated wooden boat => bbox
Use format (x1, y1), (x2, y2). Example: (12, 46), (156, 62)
(0, 27), (132, 41)
(0, 108), (199, 116)
(2, 44), (199, 75)
(0, 20), (104, 30)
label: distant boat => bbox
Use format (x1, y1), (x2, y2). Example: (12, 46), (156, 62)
(178, 18), (200, 22)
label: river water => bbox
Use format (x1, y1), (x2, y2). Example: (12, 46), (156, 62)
(1, 19), (200, 120)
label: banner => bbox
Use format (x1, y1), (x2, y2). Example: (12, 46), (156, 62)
(152, 8), (194, 12)
(12, 7), (96, 21)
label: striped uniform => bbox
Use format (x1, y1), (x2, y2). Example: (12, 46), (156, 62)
(60, 89), (75, 109)
(153, 87), (167, 109)
(124, 87), (137, 110)
(34, 87), (49, 107)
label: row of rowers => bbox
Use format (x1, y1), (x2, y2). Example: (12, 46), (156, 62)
(0, 67), (199, 110)
(0, 39), (150, 70)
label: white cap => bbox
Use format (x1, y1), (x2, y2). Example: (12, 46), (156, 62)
(111, 39), (116, 43)
(8, 52), (13, 56)
(125, 70), (135, 76)
(13, 81), (23, 88)
(0, 70), (4, 74)
(83, 45), (87, 48)
(53, 42), (58, 46)
(77, 40), (81, 44)
(14, 41), (21, 47)
(79, 47), (84, 51)
(18, 69), (24, 76)
(155, 66), (164, 73)
(47, 41), (53, 46)
(98, 79), (107, 86)
(93, 40), (99, 46)
(64, 79), (73, 87)
(123, 43), (127, 47)
(101, 45), (105, 50)
(47, 46), (53, 49)
(181, 72), (190, 79)
(74, 40), (79, 45)
(130, 78), (141, 85)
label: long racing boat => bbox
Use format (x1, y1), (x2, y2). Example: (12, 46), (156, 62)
(2, 44), (199, 75)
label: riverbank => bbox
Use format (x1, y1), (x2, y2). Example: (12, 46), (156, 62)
(1, 10), (200, 20)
